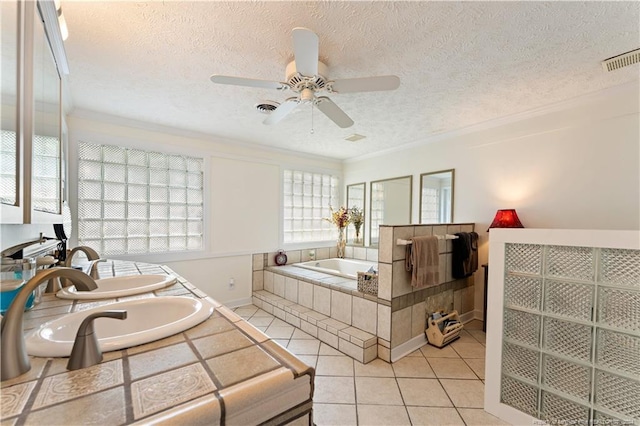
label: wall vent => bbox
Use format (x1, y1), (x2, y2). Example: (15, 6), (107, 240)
(601, 48), (640, 72)
(345, 133), (366, 142)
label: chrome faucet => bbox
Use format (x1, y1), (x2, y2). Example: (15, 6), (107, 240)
(1, 268), (98, 381)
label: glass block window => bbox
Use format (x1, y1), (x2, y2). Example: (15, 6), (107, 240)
(420, 187), (439, 223)
(283, 169), (339, 243)
(77, 142), (204, 255)
(32, 134), (61, 214)
(500, 243), (640, 424)
(0, 130), (17, 205)
(370, 184), (384, 243)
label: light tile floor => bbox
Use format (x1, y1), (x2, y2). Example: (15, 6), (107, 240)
(234, 305), (507, 426)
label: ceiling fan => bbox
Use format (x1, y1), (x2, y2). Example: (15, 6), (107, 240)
(210, 27), (400, 129)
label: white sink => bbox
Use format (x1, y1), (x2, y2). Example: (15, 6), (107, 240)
(56, 274), (177, 300)
(25, 296), (214, 357)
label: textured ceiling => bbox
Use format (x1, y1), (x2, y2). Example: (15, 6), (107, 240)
(62, 1), (640, 160)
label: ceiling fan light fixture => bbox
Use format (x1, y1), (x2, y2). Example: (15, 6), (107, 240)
(210, 27), (399, 130)
(300, 88), (315, 103)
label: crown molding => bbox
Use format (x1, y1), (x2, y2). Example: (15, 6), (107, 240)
(68, 108), (343, 167)
(344, 80), (640, 163)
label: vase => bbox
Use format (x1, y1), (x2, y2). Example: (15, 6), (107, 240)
(337, 227), (346, 258)
(354, 225), (362, 245)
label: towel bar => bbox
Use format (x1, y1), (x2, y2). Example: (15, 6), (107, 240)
(396, 234), (458, 245)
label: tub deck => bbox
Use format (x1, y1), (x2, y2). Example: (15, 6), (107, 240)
(294, 258), (377, 280)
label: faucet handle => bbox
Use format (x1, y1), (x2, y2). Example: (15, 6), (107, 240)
(86, 259), (106, 279)
(67, 310), (127, 371)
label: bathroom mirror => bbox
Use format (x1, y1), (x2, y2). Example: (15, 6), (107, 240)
(369, 175), (412, 246)
(1, 0), (19, 210)
(31, 2), (62, 216)
(346, 182), (365, 246)
(419, 169), (454, 224)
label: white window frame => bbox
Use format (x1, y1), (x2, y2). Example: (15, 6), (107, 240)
(73, 137), (209, 262)
(282, 168), (341, 247)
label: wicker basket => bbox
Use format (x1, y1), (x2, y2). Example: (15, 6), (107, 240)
(357, 271), (378, 296)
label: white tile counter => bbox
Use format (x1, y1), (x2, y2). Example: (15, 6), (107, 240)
(1, 260), (314, 425)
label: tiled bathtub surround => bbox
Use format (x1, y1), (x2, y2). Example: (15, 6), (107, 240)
(380, 223), (476, 361)
(1, 260), (314, 425)
(252, 223), (476, 363)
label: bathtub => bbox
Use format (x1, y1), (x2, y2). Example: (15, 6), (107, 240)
(294, 258), (377, 280)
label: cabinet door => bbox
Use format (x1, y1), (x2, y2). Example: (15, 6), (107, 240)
(1, 0), (67, 225)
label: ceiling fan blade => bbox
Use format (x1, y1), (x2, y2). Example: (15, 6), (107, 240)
(330, 75), (400, 93)
(292, 27), (319, 76)
(316, 97), (354, 128)
(263, 98), (299, 125)
(210, 75), (286, 90)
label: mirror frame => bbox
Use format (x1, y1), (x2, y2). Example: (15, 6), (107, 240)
(25, 0), (67, 223)
(419, 169), (455, 224)
(346, 182), (366, 246)
(369, 175), (413, 246)
(31, 1), (62, 217)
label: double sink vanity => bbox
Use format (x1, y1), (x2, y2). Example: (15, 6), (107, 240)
(1, 259), (314, 425)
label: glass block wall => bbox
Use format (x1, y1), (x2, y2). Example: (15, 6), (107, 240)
(501, 244), (639, 424)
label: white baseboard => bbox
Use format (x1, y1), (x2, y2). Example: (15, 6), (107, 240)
(390, 334), (428, 362)
(473, 309), (484, 322)
(389, 309), (485, 362)
(460, 310), (481, 324)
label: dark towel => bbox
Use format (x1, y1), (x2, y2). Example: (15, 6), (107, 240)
(452, 232), (479, 278)
(405, 235), (440, 287)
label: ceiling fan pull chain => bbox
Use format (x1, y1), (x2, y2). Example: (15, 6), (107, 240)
(310, 102), (314, 134)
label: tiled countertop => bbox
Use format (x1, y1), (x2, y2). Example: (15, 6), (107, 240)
(1, 260), (314, 425)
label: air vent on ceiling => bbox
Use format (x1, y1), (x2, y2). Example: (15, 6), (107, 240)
(345, 134), (366, 142)
(255, 100), (280, 114)
(601, 48), (640, 72)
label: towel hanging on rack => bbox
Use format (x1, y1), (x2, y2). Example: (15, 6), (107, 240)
(405, 235), (439, 287)
(452, 232), (479, 278)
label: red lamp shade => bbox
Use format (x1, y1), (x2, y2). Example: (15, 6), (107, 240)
(488, 209), (524, 231)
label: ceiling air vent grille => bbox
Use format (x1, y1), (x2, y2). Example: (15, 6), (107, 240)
(255, 101), (280, 114)
(601, 48), (640, 72)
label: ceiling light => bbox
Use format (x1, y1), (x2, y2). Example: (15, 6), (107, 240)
(345, 134), (366, 142)
(58, 13), (68, 41)
(54, 1), (69, 41)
